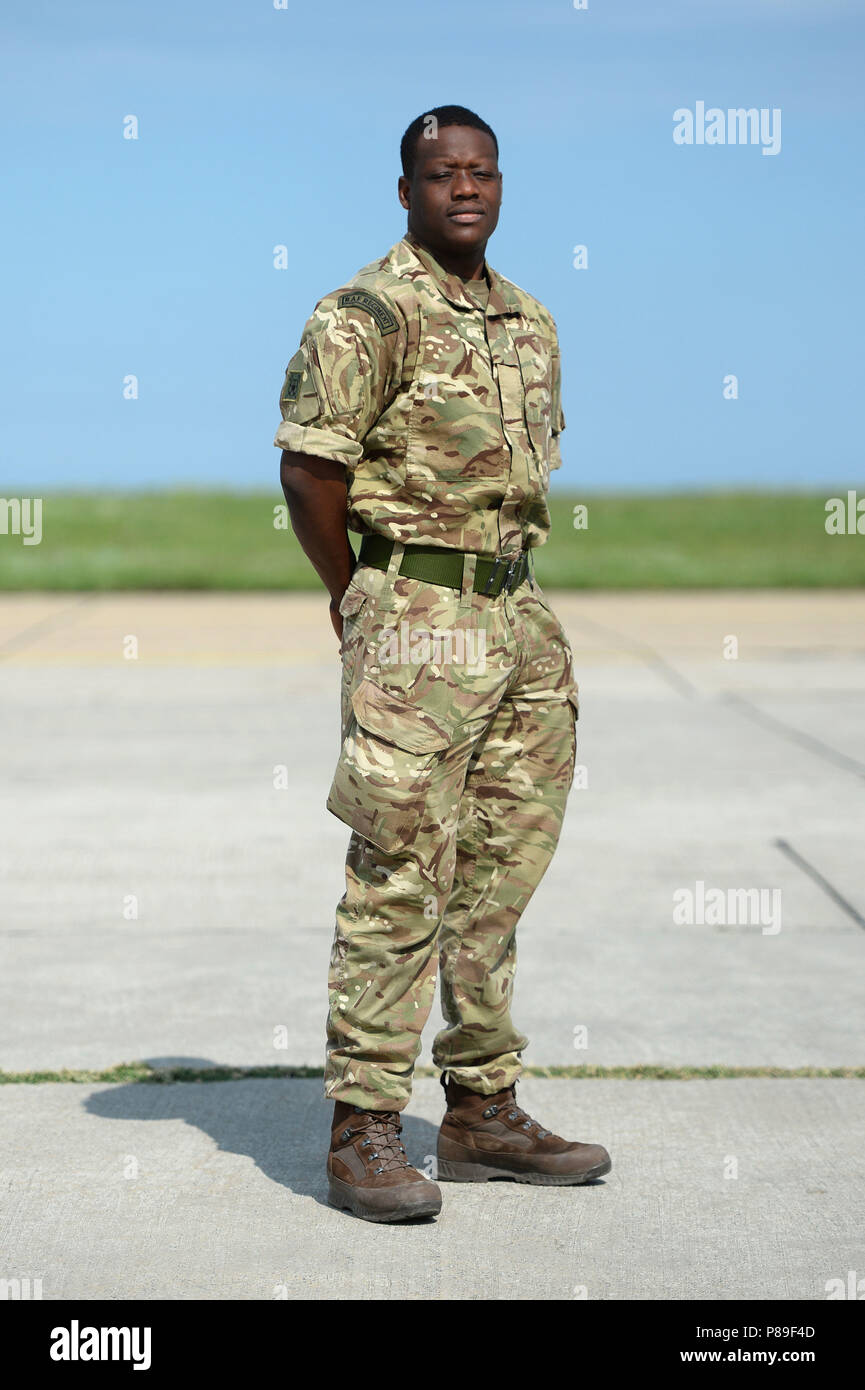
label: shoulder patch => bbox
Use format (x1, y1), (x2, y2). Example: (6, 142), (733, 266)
(337, 290), (398, 336)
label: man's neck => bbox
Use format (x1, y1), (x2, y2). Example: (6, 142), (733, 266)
(408, 231), (487, 283)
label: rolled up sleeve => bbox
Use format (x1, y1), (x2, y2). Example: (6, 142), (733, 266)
(274, 289), (406, 469)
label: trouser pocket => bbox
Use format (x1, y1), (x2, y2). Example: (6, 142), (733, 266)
(566, 687), (579, 788)
(338, 580), (370, 741)
(327, 676), (458, 857)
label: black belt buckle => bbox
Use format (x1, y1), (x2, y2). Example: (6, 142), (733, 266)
(505, 554), (525, 593)
(483, 552), (524, 596)
(483, 554), (511, 596)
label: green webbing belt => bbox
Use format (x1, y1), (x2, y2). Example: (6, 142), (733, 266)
(358, 535), (532, 597)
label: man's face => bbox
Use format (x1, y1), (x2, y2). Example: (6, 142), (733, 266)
(398, 125), (502, 263)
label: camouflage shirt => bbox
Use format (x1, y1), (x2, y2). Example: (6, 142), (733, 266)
(274, 232), (565, 554)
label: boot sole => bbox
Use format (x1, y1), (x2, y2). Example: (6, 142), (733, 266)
(436, 1156), (612, 1186)
(327, 1175), (442, 1223)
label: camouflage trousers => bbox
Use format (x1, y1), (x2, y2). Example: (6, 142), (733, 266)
(324, 541), (580, 1110)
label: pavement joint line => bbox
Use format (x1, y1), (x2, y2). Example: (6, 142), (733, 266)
(774, 837), (865, 930)
(567, 610), (698, 699)
(0, 594), (95, 661)
(3, 1064), (865, 1084)
(722, 692), (865, 779)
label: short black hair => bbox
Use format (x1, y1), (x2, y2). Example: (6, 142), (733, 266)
(400, 105), (498, 181)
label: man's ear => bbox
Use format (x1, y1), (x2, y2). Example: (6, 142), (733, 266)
(398, 175), (410, 211)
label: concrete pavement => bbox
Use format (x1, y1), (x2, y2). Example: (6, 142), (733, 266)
(1, 591), (863, 1071)
(1, 1077), (862, 1300)
(1, 590), (863, 1298)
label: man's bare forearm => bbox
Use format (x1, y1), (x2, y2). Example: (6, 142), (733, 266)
(279, 450), (356, 602)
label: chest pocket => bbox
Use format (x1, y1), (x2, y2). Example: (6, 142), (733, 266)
(406, 309), (509, 485)
(513, 325), (554, 481)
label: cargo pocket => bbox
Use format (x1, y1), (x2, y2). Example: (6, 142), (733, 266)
(327, 676), (456, 856)
(515, 331), (553, 491)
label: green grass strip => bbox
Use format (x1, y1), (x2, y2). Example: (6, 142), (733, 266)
(2, 490), (864, 590)
(1, 1062), (864, 1085)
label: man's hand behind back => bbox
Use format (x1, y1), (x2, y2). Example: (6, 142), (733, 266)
(279, 450), (355, 642)
(329, 596), (344, 642)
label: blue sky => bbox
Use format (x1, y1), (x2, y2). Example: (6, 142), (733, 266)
(2, 0), (863, 493)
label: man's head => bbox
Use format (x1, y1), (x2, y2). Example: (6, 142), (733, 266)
(398, 105), (502, 275)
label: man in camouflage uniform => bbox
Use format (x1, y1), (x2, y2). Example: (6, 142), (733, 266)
(278, 105), (611, 1223)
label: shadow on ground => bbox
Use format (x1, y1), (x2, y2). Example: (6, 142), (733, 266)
(84, 1057), (443, 1212)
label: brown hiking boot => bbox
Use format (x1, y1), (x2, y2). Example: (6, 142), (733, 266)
(437, 1075), (611, 1186)
(327, 1102), (442, 1223)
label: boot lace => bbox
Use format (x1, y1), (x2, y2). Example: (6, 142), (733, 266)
(340, 1110), (411, 1175)
(482, 1086), (551, 1140)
